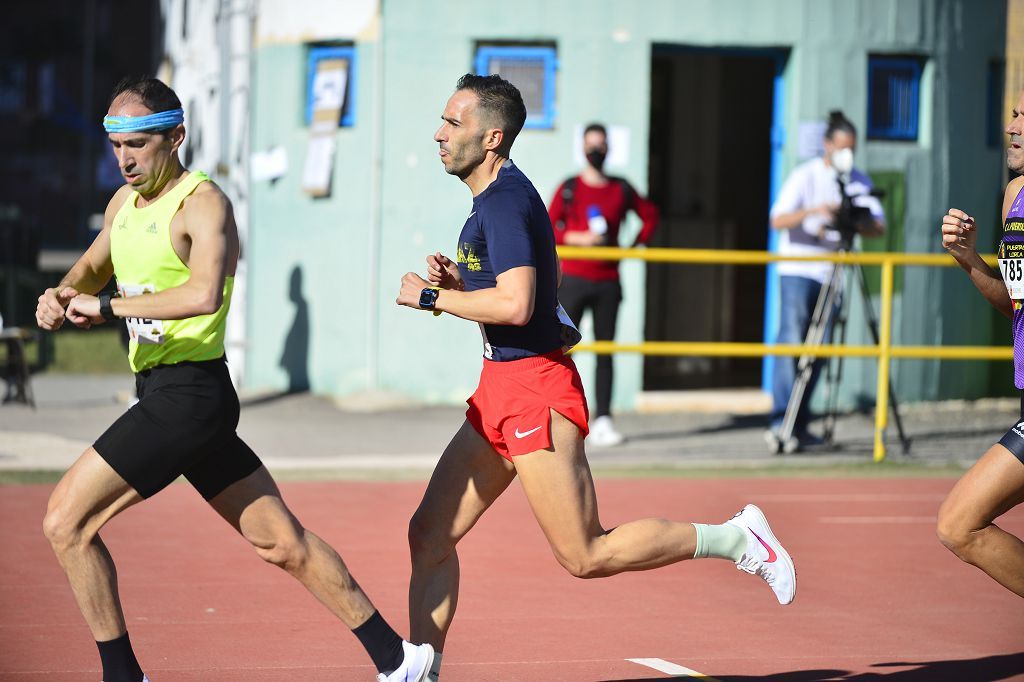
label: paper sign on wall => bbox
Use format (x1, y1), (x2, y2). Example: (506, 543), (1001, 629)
(797, 121), (827, 160)
(251, 146), (288, 182)
(303, 57), (348, 197)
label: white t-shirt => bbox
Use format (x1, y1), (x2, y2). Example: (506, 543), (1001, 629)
(770, 157), (885, 284)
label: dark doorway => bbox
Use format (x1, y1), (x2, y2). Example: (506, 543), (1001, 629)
(645, 46), (782, 390)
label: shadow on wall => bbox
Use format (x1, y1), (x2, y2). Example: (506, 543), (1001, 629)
(279, 265), (310, 393)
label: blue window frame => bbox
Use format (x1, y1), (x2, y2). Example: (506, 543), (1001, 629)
(867, 56), (923, 141)
(306, 45), (357, 127)
(475, 45), (557, 129)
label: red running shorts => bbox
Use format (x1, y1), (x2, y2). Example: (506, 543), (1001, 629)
(466, 350), (590, 460)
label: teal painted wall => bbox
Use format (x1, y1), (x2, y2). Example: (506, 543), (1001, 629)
(247, 43), (377, 395)
(246, 0), (1008, 409)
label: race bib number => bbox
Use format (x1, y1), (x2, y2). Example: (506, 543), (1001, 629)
(999, 257), (1024, 299)
(999, 241), (1024, 299)
(557, 302), (582, 350)
(117, 283), (165, 345)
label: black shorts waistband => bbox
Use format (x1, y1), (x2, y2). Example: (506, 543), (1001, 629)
(136, 355), (226, 377)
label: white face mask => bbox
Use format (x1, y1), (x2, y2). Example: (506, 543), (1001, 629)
(831, 147), (854, 175)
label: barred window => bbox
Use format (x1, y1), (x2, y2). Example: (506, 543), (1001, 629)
(867, 56), (923, 141)
(475, 45), (557, 129)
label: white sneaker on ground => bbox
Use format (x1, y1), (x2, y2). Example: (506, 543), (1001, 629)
(763, 429), (781, 454)
(780, 434), (800, 454)
(725, 504), (796, 605)
(377, 641), (434, 682)
(588, 415), (624, 447)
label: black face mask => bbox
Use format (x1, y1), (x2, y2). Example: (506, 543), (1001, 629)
(586, 150), (607, 171)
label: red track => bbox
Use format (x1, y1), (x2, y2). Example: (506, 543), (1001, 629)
(2, 478), (1022, 681)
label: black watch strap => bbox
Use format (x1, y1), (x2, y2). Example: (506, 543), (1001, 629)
(98, 293), (117, 322)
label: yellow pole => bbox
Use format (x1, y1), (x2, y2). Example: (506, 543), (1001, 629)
(874, 260), (895, 462)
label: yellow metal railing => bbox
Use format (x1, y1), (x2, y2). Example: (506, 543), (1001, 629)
(557, 246), (1010, 462)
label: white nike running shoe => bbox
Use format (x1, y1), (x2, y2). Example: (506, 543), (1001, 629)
(725, 504), (796, 605)
(377, 641), (434, 682)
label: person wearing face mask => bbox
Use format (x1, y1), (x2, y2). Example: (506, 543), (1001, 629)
(765, 110), (885, 453)
(548, 123), (659, 447)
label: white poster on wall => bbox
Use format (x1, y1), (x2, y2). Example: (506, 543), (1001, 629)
(797, 121), (827, 160)
(301, 135), (336, 197)
(251, 146), (288, 182)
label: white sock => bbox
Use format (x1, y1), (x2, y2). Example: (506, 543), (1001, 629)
(692, 522), (747, 561)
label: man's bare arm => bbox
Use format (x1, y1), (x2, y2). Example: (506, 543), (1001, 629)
(35, 186), (129, 330)
(940, 177), (1022, 320)
(770, 204), (835, 230)
(398, 266), (536, 326)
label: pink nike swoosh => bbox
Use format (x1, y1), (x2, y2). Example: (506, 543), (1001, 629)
(749, 529), (778, 563)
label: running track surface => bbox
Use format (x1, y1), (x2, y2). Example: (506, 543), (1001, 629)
(2, 478), (1022, 681)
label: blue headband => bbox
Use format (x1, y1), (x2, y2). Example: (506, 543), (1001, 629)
(103, 108), (184, 133)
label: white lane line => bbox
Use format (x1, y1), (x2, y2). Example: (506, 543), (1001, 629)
(627, 658), (719, 679)
(819, 516), (936, 524)
(755, 494), (945, 502)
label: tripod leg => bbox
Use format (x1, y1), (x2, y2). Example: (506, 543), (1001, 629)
(854, 264), (911, 454)
(778, 267), (843, 451)
(823, 276), (849, 446)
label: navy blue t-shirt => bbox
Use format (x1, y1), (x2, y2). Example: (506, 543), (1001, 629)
(456, 160), (563, 361)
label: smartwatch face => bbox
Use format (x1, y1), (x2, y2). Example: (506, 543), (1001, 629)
(419, 288), (437, 308)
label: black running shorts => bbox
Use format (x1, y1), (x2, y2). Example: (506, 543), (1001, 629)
(94, 357), (262, 500)
(997, 392), (1024, 466)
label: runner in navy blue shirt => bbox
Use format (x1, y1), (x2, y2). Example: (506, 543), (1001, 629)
(396, 74), (797, 680)
(455, 159), (564, 360)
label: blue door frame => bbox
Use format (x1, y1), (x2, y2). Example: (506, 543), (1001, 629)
(763, 52), (788, 391)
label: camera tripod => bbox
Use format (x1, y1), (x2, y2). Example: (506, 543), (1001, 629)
(774, 180), (911, 455)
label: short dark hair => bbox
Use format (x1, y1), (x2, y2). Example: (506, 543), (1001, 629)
(109, 76), (182, 114)
(825, 110), (856, 140)
(455, 73), (527, 144)
(583, 122), (607, 138)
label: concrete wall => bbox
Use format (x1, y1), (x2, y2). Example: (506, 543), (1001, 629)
(160, 0), (255, 386)
(243, 0), (1008, 407)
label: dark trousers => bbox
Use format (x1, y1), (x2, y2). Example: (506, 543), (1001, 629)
(558, 274), (622, 418)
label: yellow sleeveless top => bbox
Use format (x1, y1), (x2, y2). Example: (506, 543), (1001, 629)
(109, 171), (234, 372)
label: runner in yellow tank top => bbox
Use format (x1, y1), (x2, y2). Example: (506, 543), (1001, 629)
(34, 76), (432, 682)
(107, 168), (233, 372)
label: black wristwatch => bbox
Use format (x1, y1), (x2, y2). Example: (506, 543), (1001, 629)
(418, 287), (440, 311)
(98, 292), (117, 322)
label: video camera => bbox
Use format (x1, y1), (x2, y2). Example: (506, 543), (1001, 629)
(834, 175), (886, 249)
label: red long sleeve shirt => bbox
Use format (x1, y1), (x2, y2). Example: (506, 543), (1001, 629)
(548, 175), (659, 282)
